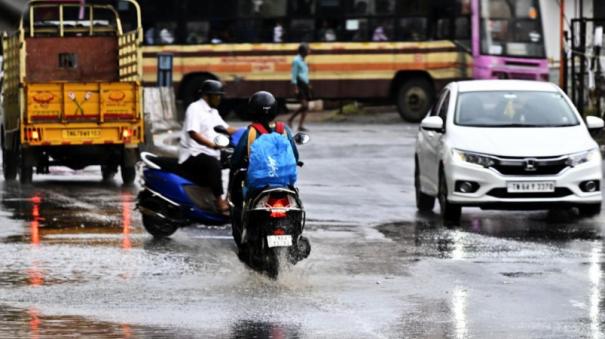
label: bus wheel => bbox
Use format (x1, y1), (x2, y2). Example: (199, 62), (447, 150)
(396, 78), (434, 122)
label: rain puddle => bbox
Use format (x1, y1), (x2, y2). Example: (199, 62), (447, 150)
(0, 305), (187, 338)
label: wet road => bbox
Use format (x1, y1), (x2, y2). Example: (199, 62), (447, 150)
(1, 120), (605, 338)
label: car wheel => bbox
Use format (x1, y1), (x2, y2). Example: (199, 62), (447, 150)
(415, 159), (435, 212)
(578, 203), (602, 217)
(438, 168), (461, 226)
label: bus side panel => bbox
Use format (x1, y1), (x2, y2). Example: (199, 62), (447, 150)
(141, 41), (469, 101)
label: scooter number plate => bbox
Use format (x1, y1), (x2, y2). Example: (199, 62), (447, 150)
(267, 235), (292, 248)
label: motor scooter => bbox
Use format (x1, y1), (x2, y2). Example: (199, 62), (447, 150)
(226, 127), (312, 278)
(137, 129), (244, 237)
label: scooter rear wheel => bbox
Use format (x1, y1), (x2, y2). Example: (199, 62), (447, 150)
(142, 213), (178, 238)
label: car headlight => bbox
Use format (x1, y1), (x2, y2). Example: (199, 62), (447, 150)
(566, 148), (601, 167)
(452, 149), (496, 168)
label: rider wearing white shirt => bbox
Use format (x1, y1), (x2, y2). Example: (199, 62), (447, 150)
(178, 99), (227, 163)
(178, 80), (237, 214)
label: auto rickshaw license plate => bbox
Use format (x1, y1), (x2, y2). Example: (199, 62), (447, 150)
(62, 129), (102, 139)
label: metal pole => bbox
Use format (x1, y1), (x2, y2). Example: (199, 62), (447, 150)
(579, 18), (586, 114)
(571, 20), (577, 104)
(560, 0), (565, 89)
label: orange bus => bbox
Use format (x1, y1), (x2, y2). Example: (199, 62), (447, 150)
(134, 0), (546, 122)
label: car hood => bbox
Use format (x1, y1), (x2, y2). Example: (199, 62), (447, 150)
(449, 125), (597, 157)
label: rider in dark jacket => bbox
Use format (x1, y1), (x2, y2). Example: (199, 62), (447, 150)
(229, 91), (299, 209)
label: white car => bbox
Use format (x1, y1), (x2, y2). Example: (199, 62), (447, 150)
(415, 80), (604, 223)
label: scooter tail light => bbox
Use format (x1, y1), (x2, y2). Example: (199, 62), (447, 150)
(267, 196), (289, 218)
(273, 228), (286, 235)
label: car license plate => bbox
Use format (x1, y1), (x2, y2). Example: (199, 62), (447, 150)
(62, 129), (102, 138)
(506, 181), (555, 193)
(267, 235), (292, 248)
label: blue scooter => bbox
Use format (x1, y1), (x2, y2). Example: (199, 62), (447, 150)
(137, 128), (245, 237)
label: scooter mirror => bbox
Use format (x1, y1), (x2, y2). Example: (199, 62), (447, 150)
(214, 125), (229, 135)
(214, 134), (230, 148)
(294, 132), (310, 145)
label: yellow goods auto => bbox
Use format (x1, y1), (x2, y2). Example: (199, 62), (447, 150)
(1, 0), (144, 184)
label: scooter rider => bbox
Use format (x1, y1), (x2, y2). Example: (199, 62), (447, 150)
(229, 91), (299, 212)
(178, 79), (238, 214)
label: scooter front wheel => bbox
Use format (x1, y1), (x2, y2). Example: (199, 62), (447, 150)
(142, 213), (178, 238)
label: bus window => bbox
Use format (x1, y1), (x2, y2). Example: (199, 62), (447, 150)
(158, 24), (176, 44)
(317, 19), (339, 42)
(186, 22), (209, 44)
(234, 19), (263, 43)
(370, 18), (394, 41)
(238, 0), (287, 17)
(397, 0), (429, 16)
(397, 18), (428, 41)
(375, 0), (395, 14)
(209, 20), (234, 43)
(480, 0), (545, 58)
(317, 0), (341, 17)
(455, 16), (471, 49)
(290, 0), (316, 16)
(343, 0), (395, 15)
(344, 18), (369, 41)
(290, 19), (315, 42)
(435, 18), (452, 39)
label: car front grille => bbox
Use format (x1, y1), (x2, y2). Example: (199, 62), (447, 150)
(486, 187), (573, 199)
(490, 156), (569, 176)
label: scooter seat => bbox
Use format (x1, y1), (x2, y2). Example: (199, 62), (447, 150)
(152, 156), (181, 173)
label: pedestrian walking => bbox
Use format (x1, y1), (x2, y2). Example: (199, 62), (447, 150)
(288, 43), (311, 132)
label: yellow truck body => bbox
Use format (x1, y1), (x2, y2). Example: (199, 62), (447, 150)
(1, 0), (144, 184)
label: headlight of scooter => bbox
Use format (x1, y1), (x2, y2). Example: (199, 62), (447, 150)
(566, 148), (601, 167)
(452, 149), (496, 168)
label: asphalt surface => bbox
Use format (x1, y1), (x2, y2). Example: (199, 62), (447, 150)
(1, 117), (605, 338)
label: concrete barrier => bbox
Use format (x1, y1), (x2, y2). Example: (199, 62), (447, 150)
(143, 87), (180, 133)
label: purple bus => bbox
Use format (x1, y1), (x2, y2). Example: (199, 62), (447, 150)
(471, 0), (548, 81)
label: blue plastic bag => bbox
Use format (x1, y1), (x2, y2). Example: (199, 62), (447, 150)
(247, 132), (297, 190)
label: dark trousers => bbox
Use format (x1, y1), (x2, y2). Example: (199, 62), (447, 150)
(181, 153), (223, 197)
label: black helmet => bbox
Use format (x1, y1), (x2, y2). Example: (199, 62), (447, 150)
(248, 91), (278, 123)
(199, 79), (224, 96)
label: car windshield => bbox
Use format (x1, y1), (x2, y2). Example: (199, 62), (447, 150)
(455, 91), (580, 127)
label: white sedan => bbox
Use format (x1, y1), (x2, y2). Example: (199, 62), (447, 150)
(415, 80), (604, 224)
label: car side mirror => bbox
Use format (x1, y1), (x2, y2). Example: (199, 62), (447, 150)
(420, 116), (444, 132)
(586, 116), (605, 132)
(294, 132), (310, 145)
